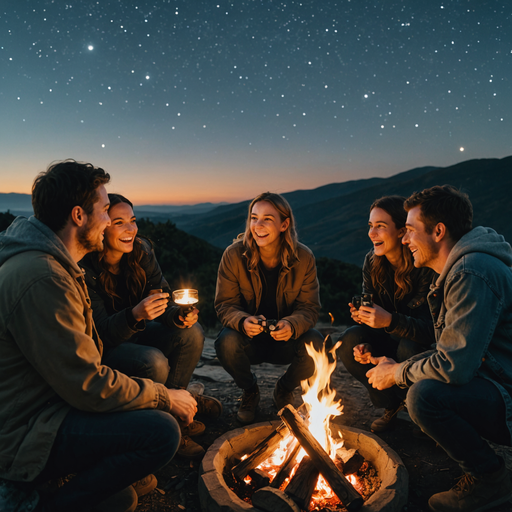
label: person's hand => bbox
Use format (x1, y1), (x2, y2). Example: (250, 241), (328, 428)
(366, 356), (398, 390)
(353, 343), (373, 364)
(349, 302), (362, 324)
(270, 319), (293, 342)
(179, 307), (199, 328)
(357, 304), (392, 329)
(167, 389), (197, 425)
(132, 292), (169, 322)
(243, 315), (265, 338)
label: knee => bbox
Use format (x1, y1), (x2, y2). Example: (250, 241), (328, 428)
(300, 329), (325, 351)
(396, 338), (425, 362)
(142, 347), (170, 384)
(145, 411), (181, 462)
(337, 326), (366, 363)
(215, 328), (243, 362)
(406, 379), (442, 423)
(179, 323), (205, 351)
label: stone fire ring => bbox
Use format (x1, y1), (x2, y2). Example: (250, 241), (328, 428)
(198, 420), (408, 512)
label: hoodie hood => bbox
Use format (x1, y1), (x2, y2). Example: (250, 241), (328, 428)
(438, 226), (512, 284)
(0, 216), (81, 276)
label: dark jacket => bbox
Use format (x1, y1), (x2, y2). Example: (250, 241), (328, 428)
(362, 250), (436, 347)
(79, 238), (182, 353)
(0, 218), (171, 482)
(214, 240), (321, 338)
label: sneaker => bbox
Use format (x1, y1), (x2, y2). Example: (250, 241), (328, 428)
(192, 394), (223, 419)
(180, 419), (206, 437)
(237, 385), (260, 424)
(131, 474), (157, 497)
(273, 379), (294, 411)
(177, 435), (205, 460)
(370, 403), (404, 433)
(428, 461), (512, 512)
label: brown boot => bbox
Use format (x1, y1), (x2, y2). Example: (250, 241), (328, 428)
(237, 385), (260, 424)
(177, 435), (205, 460)
(179, 419), (205, 437)
(131, 474), (157, 497)
(370, 403), (405, 433)
(273, 379), (295, 411)
(428, 460), (512, 512)
(192, 393), (223, 418)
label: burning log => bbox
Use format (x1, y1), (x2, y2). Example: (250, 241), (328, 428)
(336, 448), (365, 476)
(284, 456), (320, 510)
(279, 405), (364, 511)
(270, 441), (301, 489)
(252, 486), (300, 512)
(247, 468), (271, 490)
(232, 422), (289, 482)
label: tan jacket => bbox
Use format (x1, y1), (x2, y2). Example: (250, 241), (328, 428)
(215, 240), (321, 337)
(0, 217), (171, 482)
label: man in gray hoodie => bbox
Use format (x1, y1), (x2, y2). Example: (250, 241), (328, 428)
(366, 185), (512, 512)
(0, 160), (197, 512)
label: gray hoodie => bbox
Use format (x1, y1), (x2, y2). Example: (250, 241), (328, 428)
(395, 227), (512, 439)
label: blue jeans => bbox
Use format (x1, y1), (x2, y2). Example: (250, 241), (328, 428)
(103, 321), (204, 388)
(407, 377), (510, 476)
(214, 327), (325, 391)
(338, 325), (426, 409)
(32, 408), (180, 511)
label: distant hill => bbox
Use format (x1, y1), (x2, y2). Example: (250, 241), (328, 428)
(0, 193), (33, 216)
(0, 194), (228, 219)
(172, 157), (512, 265)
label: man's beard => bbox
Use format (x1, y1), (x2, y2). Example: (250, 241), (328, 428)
(77, 223), (104, 253)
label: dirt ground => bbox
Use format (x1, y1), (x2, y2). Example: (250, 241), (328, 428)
(136, 328), (512, 512)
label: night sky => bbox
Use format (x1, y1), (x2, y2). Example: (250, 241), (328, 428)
(1, 1), (511, 204)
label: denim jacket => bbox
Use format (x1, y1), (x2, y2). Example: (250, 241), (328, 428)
(395, 227), (512, 441)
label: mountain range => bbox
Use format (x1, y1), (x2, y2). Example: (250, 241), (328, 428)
(1, 156), (510, 266)
(168, 156), (512, 265)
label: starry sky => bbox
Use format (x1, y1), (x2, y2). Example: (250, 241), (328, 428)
(1, 1), (511, 204)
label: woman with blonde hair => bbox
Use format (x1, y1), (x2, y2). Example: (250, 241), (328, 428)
(214, 192), (323, 424)
(338, 195), (436, 432)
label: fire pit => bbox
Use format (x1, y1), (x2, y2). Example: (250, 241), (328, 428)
(198, 420), (408, 512)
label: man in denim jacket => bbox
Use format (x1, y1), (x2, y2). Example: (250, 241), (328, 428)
(366, 185), (512, 512)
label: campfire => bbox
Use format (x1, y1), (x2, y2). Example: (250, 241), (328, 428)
(198, 340), (408, 512)
(229, 340), (372, 511)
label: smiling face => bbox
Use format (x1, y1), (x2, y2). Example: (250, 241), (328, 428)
(77, 185), (111, 253)
(368, 207), (405, 264)
(403, 206), (439, 269)
(103, 202), (138, 259)
(250, 200), (290, 253)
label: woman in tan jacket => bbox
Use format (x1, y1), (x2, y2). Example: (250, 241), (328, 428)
(214, 192), (323, 424)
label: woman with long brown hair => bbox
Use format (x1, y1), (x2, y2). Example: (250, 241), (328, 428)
(338, 195), (436, 432)
(80, 193), (221, 460)
(214, 192), (324, 424)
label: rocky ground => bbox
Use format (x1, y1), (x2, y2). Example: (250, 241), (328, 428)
(136, 328), (512, 512)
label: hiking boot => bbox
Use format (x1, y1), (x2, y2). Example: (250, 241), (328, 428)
(428, 460), (512, 512)
(192, 393), (223, 418)
(370, 403), (404, 433)
(237, 385), (260, 424)
(177, 435), (205, 460)
(179, 419), (205, 437)
(273, 379), (294, 411)
(131, 474), (157, 497)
